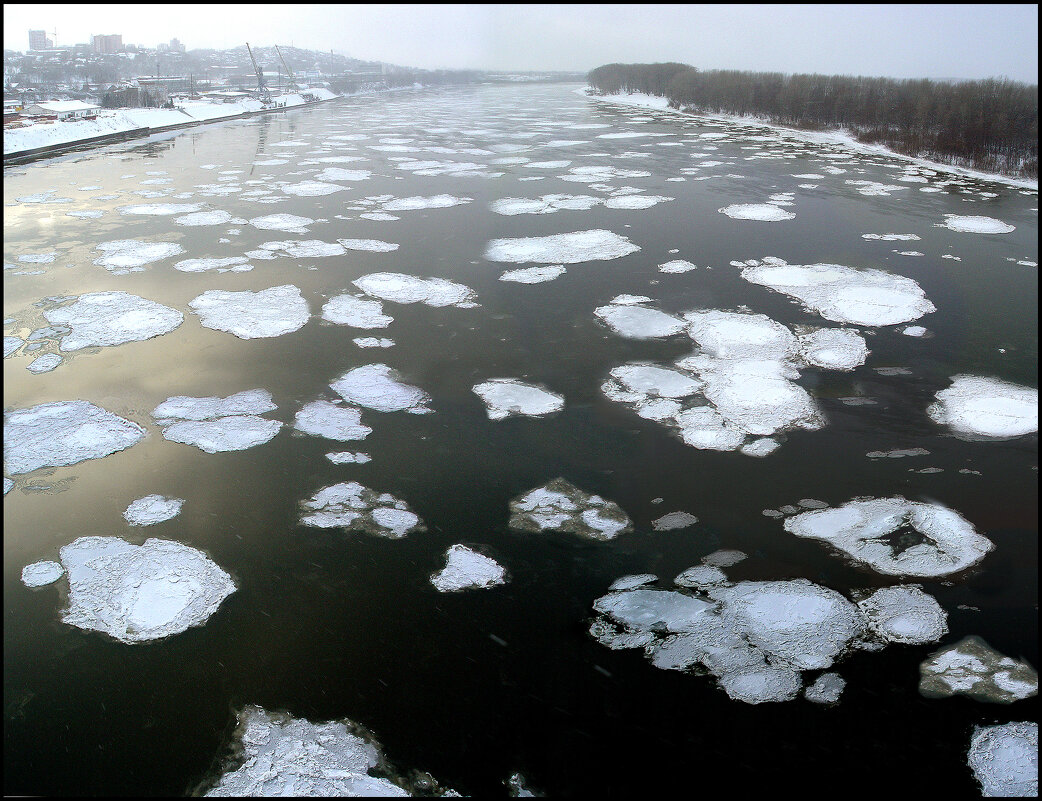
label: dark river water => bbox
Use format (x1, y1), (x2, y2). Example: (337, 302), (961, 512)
(4, 83), (1037, 796)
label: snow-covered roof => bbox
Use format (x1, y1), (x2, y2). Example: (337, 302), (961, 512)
(28, 100), (98, 112)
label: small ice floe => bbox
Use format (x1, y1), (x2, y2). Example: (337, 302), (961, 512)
(430, 544), (507, 592)
(862, 233), (921, 241)
(93, 239), (185, 274)
(782, 497), (994, 578)
(902, 325), (928, 337)
(202, 706), (454, 797)
(740, 257), (936, 327)
(281, 180), (345, 196)
(300, 482), (424, 537)
(926, 375), (1038, 440)
(866, 448), (930, 458)
(124, 494), (185, 526)
(55, 536), (235, 643)
(338, 238), (399, 252)
(602, 194), (674, 210)
(322, 295), (394, 329)
(797, 328), (869, 371)
(381, 194), (472, 211)
(353, 337), (394, 348)
(674, 565), (728, 588)
(43, 291), (183, 350)
(174, 211), (236, 226)
(718, 204), (795, 222)
(804, 672), (846, 704)
(16, 252), (57, 264)
(353, 272), (477, 308)
(248, 213), (314, 233)
(21, 560), (65, 587)
(594, 300), (686, 339)
(942, 215), (1015, 234)
(330, 364), (432, 414)
(326, 451), (371, 464)
(294, 401), (372, 441)
(610, 574), (659, 591)
(557, 165), (651, 183)
(499, 265), (566, 284)
(846, 180), (907, 196)
(472, 379), (565, 420)
(484, 229), (639, 264)
(314, 167), (371, 182)
(702, 550), (748, 567)
(508, 478), (632, 541)
(967, 722), (1038, 797)
(190, 285), (309, 339)
(920, 636), (1038, 703)
(117, 203), (203, 216)
(659, 259), (697, 273)
(174, 257), (253, 273)
(16, 192), (72, 204)
(854, 585), (948, 644)
(652, 511), (699, 531)
(359, 212), (399, 221)
(257, 239), (346, 258)
(4, 336), (23, 357)
(27, 354), (62, 373)
(66, 210), (104, 219)
(5, 401), (145, 474)
(153, 389), (282, 454)
(490, 194), (601, 215)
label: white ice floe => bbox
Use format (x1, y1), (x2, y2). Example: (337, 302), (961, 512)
(484, 229), (639, 264)
(594, 301), (687, 339)
(315, 167), (371, 182)
(44, 291), (183, 351)
(804, 672), (846, 704)
(337, 238), (399, 252)
(719, 204), (795, 222)
(174, 257), (253, 273)
(920, 636), (1038, 703)
(652, 511), (699, 531)
(330, 364), (432, 414)
(353, 337), (394, 348)
(926, 375), (1038, 440)
(472, 379), (565, 420)
(659, 259), (697, 273)
(855, 585), (948, 644)
(674, 565), (728, 588)
(300, 481), (424, 537)
(5, 401), (145, 474)
(248, 213), (314, 233)
(117, 203), (203, 216)
(381, 194), (471, 211)
(942, 215), (1015, 234)
(797, 328), (869, 371)
(190, 285), (309, 339)
(55, 536), (235, 643)
(967, 722), (1038, 797)
(4, 336), (22, 357)
(21, 560), (65, 587)
(281, 180), (345, 196)
(93, 239), (185, 274)
(902, 325), (927, 337)
(326, 451), (371, 464)
(321, 295), (394, 328)
(499, 265), (567, 283)
(490, 194), (600, 215)
(294, 401), (372, 441)
(153, 389), (282, 454)
(174, 210), (235, 226)
(602, 194), (673, 210)
(431, 545), (507, 592)
(256, 239), (345, 258)
(558, 165), (651, 182)
(783, 497), (994, 577)
(124, 494), (185, 526)
(740, 257), (936, 327)
(862, 233), (921, 241)
(508, 478), (632, 541)
(353, 272), (477, 308)
(610, 574), (659, 591)
(27, 354), (63, 373)
(203, 706), (451, 797)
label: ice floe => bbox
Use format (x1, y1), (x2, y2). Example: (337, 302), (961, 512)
(926, 375), (1038, 439)
(485, 230), (639, 264)
(508, 478), (632, 541)
(118, 203), (202, 216)
(294, 401), (372, 441)
(719, 204), (795, 221)
(431, 545), (507, 592)
(353, 272), (477, 308)
(797, 328), (869, 371)
(282, 180), (345, 196)
(300, 482), (424, 537)
(381, 194), (471, 211)
(782, 497), (994, 578)
(338, 238), (399, 252)
(920, 636), (1038, 703)
(54, 536), (235, 643)
(174, 210), (236, 226)
(174, 257), (253, 273)
(499, 265), (566, 283)
(124, 494), (185, 526)
(594, 300), (687, 339)
(27, 354), (62, 373)
(321, 295), (394, 328)
(659, 259), (697, 273)
(248, 213), (314, 233)
(5, 401), (145, 474)
(652, 511), (699, 531)
(967, 722), (1038, 797)
(21, 561), (65, 587)
(472, 379), (564, 420)
(153, 389), (282, 453)
(490, 194), (600, 215)
(256, 239), (345, 258)
(190, 285), (309, 339)
(330, 364), (432, 414)
(804, 672), (845, 704)
(43, 292), (183, 351)
(942, 215), (1015, 234)
(326, 451), (371, 464)
(93, 239), (185, 274)
(854, 585), (948, 644)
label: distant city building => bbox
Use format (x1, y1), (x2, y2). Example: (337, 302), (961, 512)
(28, 30), (53, 51)
(91, 34), (123, 54)
(23, 100), (98, 120)
(169, 38), (185, 53)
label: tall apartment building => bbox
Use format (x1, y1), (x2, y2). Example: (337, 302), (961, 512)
(28, 30), (53, 51)
(91, 34), (123, 54)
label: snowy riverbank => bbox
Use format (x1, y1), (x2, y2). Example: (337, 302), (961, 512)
(580, 89), (1038, 191)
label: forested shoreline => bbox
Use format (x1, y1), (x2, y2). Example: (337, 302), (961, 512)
(587, 62), (1038, 178)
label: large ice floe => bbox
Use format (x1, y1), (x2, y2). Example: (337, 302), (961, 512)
(926, 375), (1038, 440)
(430, 544), (507, 592)
(782, 497), (994, 578)
(508, 478), (632, 541)
(93, 239), (185, 274)
(300, 482), (424, 537)
(739, 257), (936, 327)
(353, 272), (477, 308)
(124, 494), (184, 526)
(5, 401), (145, 474)
(248, 213), (314, 233)
(589, 570), (948, 704)
(329, 364), (432, 414)
(321, 295), (394, 329)
(380, 194), (471, 211)
(967, 722), (1038, 797)
(942, 215), (1016, 234)
(189, 285), (310, 339)
(472, 379), (565, 420)
(919, 636), (1038, 703)
(43, 292), (183, 351)
(202, 706), (455, 797)
(490, 194), (601, 215)
(153, 389), (282, 453)
(43, 536), (235, 643)
(484, 229), (639, 264)
(718, 204), (795, 222)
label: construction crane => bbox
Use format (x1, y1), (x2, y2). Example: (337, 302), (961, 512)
(245, 43), (271, 102)
(275, 45), (300, 91)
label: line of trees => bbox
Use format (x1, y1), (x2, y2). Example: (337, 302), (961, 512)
(587, 63), (1037, 178)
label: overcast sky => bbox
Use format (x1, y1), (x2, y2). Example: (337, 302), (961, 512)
(4, 4), (1038, 82)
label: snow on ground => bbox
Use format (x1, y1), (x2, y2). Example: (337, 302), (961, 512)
(44, 291), (183, 351)
(189, 285), (309, 339)
(967, 722), (1038, 797)
(153, 389), (282, 453)
(5, 400), (145, 474)
(509, 478), (632, 540)
(124, 494), (185, 526)
(485, 229), (639, 264)
(926, 375), (1038, 439)
(472, 379), (565, 420)
(430, 545), (507, 591)
(330, 364), (432, 414)
(353, 272), (477, 308)
(920, 636), (1038, 703)
(300, 481), (424, 537)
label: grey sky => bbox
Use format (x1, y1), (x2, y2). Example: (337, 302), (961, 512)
(4, 4), (1038, 82)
